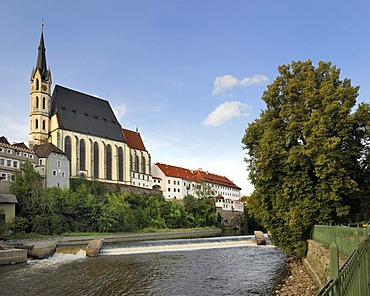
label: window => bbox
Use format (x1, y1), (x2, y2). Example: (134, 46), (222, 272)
(178, 189), (180, 192)
(64, 136), (72, 163)
(16, 152), (21, 156)
(23, 153), (28, 157)
(141, 156), (146, 174)
(79, 139), (86, 171)
(52, 170), (57, 176)
(35, 119), (39, 129)
(57, 160), (61, 167)
(168, 180), (170, 184)
(118, 147), (124, 181)
(93, 142), (99, 179)
(13, 161), (18, 168)
(7, 149), (12, 154)
(134, 155), (139, 172)
(36, 96), (39, 108)
(1, 173), (6, 180)
(7, 160), (11, 166)
(0, 159), (4, 166)
(61, 172), (65, 178)
(0, 148), (3, 153)
(173, 180), (176, 185)
(168, 188), (171, 192)
(42, 120), (46, 130)
(106, 144), (112, 180)
(36, 79), (39, 90)
(29, 155), (33, 159)
(42, 97), (46, 109)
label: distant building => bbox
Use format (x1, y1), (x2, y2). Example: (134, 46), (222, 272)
(0, 136), (37, 183)
(0, 194), (18, 224)
(215, 195), (244, 212)
(152, 163), (241, 200)
(33, 143), (70, 189)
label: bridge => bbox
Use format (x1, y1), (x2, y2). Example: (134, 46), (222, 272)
(311, 225), (370, 296)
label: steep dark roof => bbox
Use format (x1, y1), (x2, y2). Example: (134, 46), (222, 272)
(13, 143), (29, 150)
(33, 143), (66, 158)
(36, 30), (48, 79)
(0, 136), (10, 145)
(51, 85), (125, 143)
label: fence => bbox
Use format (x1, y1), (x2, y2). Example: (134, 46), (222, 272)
(313, 225), (370, 296)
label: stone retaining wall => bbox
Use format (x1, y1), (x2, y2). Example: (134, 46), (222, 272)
(0, 249), (27, 265)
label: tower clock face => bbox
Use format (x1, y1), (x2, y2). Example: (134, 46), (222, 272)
(41, 85), (47, 91)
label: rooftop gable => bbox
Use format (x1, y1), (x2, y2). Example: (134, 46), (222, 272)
(33, 143), (66, 158)
(155, 163), (196, 182)
(51, 85), (125, 143)
(122, 128), (146, 151)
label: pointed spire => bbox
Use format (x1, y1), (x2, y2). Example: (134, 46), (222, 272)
(35, 19), (48, 80)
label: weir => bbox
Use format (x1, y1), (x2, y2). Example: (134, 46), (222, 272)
(99, 235), (268, 256)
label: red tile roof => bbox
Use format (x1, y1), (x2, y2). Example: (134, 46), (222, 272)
(155, 163), (196, 182)
(155, 163), (241, 190)
(193, 169), (241, 190)
(121, 128), (147, 151)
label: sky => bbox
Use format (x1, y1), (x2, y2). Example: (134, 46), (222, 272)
(0, 0), (369, 196)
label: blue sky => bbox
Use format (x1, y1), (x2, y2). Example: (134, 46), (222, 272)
(0, 0), (369, 195)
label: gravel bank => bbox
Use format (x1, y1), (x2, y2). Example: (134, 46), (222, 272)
(274, 257), (320, 296)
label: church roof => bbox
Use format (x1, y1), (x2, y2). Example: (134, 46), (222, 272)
(33, 143), (66, 158)
(122, 128), (146, 151)
(51, 85), (126, 143)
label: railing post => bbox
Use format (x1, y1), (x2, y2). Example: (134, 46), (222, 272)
(330, 242), (340, 295)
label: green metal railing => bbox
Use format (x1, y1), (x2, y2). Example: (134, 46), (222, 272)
(312, 225), (368, 256)
(314, 225), (370, 296)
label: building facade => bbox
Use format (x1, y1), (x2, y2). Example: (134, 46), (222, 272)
(152, 163), (241, 200)
(29, 27), (151, 188)
(33, 143), (70, 189)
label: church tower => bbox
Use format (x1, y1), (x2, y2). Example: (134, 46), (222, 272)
(29, 22), (52, 147)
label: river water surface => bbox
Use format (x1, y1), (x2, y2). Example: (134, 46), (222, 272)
(0, 236), (286, 296)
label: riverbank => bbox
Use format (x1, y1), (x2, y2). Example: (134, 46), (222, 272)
(274, 256), (319, 295)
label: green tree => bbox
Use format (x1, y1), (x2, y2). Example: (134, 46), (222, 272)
(193, 182), (216, 199)
(242, 60), (370, 256)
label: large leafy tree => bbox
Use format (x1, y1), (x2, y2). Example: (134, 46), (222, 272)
(242, 60), (370, 256)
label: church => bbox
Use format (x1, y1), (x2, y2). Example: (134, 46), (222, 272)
(29, 26), (152, 189)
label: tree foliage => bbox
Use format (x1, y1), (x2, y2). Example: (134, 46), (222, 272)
(242, 60), (370, 256)
(9, 165), (220, 235)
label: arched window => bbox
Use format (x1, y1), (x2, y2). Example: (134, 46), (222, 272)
(135, 155), (139, 172)
(106, 144), (112, 180)
(80, 139), (86, 171)
(118, 147), (124, 181)
(64, 136), (72, 162)
(141, 156), (146, 174)
(36, 97), (39, 109)
(42, 97), (46, 109)
(42, 120), (45, 130)
(36, 79), (39, 90)
(93, 142), (99, 179)
(35, 119), (39, 129)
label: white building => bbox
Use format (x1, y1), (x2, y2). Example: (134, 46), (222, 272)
(152, 163), (241, 200)
(33, 143), (70, 189)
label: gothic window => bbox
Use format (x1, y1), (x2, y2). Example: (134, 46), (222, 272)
(42, 97), (46, 109)
(36, 97), (39, 109)
(93, 142), (99, 179)
(42, 120), (45, 130)
(118, 147), (124, 181)
(106, 144), (112, 180)
(64, 136), (72, 163)
(141, 156), (146, 174)
(35, 119), (39, 129)
(135, 155), (139, 172)
(36, 79), (39, 90)
(80, 139), (86, 171)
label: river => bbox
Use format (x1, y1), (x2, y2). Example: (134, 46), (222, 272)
(0, 236), (286, 296)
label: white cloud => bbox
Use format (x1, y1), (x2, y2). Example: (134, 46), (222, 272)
(113, 103), (127, 120)
(202, 101), (251, 127)
(212, 74), (268, 95)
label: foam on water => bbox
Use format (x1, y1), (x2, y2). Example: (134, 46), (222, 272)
(28, 249), (86, 269)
